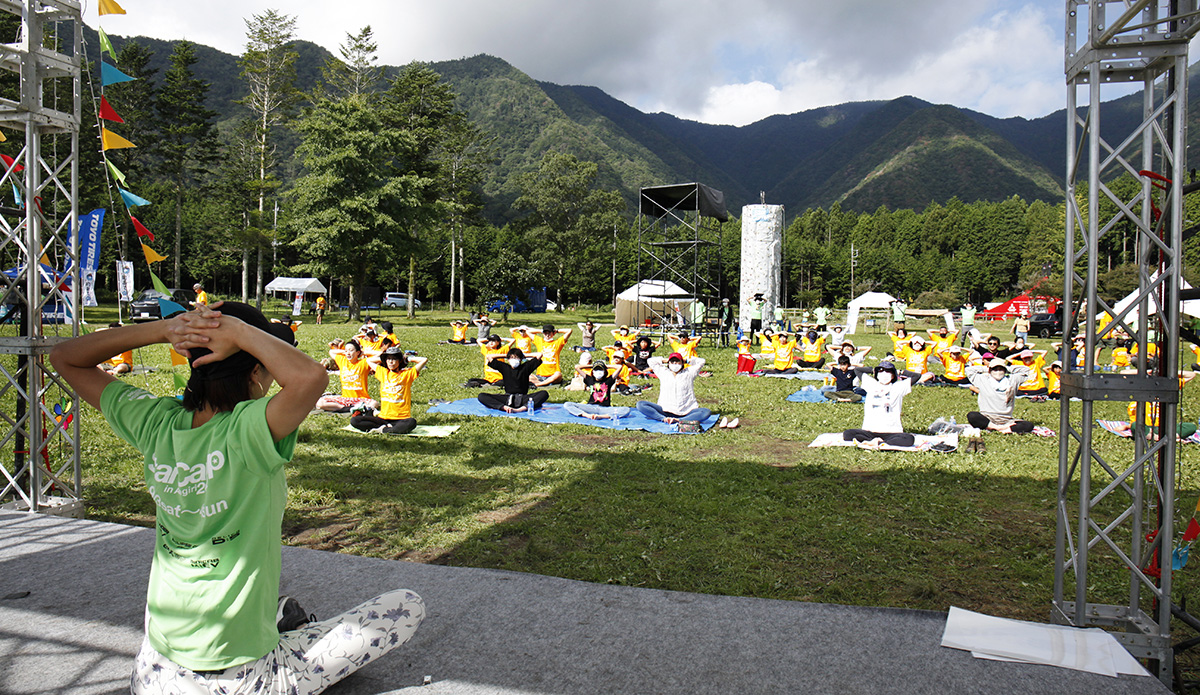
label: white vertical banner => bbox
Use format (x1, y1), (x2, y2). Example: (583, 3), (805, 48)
(116, 261), (134, 302)
(81, 269), (98, 307)
(292, 293), (303, 316)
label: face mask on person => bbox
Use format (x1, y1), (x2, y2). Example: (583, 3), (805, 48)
(669, 362), (683, 373)
(593, 369), (607, 378)
(991, 369), (1006, 381)
(878, 372), (894, 385)
(508, 358), (521, 368)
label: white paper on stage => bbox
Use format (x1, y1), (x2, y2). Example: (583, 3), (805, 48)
(940, 606), (1150, 678)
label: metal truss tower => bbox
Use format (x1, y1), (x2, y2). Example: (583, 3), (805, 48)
(1057, 1), (1200, 684)
(0, 0), (82, 516)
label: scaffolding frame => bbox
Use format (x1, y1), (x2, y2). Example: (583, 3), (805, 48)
(0, 0), (83, 516)
(636, 184), (727, 336)
(1057, 1), (1200, 685)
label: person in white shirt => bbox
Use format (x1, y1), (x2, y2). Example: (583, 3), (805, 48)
(842, 361), (914, 447)
(636, 352), (720, 428)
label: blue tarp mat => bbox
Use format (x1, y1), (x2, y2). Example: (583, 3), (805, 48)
(786, 389), (834, 403)
(427, 398), (719, 434)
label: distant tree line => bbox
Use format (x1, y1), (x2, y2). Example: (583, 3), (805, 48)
(69, 10), (1200, 318)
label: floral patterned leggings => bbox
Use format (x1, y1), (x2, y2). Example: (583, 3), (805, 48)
(131, 589), (425, 695)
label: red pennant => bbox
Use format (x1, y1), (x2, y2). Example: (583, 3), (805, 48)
(1, 154), (24, 172)
(1185, 518), (1200, 543)
(98, 95), (124, 123)
(130, 215), (154, 242)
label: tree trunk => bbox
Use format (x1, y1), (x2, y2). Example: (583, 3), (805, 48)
(241, 248), (250, 303)
(173, 184), (182, 288)
(449, 236), (456, 311)
(407, 254), (416, 319)
(255, 247), (264, 309)
(458, 245), (464, 310)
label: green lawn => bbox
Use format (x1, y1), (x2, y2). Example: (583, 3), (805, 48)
(62, 305), (1200, 646)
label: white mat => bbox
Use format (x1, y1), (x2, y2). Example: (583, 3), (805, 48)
(940, 606), (1150, 678)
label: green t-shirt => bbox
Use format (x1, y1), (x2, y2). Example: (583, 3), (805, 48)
(101, 380), (297, 671)
(961, 306), (976, 325)
(814, 307), (830, 323)
(892, 303), (906, 321)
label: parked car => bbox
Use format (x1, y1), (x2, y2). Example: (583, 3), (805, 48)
(383, 292), (421, 309)
(487, 297), (527, 313)
(130, 288), (192, 322)
(1029, 310), (1063, 338)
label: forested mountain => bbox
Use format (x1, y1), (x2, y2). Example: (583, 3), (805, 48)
(91, 30), (1097, 222)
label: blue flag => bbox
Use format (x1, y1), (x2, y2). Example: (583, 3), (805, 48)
(119, 189), (151, 208)
(100, 61), (135, 86)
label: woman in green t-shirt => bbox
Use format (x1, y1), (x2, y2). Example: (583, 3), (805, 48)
(51, 301), (425, 694)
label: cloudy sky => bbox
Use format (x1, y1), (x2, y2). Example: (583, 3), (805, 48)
(91, 0), (1167, 126)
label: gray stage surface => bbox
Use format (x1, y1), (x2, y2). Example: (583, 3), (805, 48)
(0, 512), (1168, 695)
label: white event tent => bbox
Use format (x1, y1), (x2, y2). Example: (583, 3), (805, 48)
(845, 291), (897, 334)
(264, 277), (328, 295)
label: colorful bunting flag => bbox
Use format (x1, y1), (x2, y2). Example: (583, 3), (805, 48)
(130, 215), (154, 241)
(100, 61), (135, 87)
(1, 153), (24, 172)
(0, 128), (6, 142)
(100, 128), (135, 151)
(98, 96), (124, 123)
(98, 0), (126, 16)
(120, 189), (151, 208)
(173, 371), (188, 390)
(10, 184), (20, 207)
(98, 27), (116, 60)
(148, 269), (171, 295)
(158, 298), (187, 318)
(106, 159), (127, 186)
(141, 243), (167, 264)
(169, 347), (188, 367)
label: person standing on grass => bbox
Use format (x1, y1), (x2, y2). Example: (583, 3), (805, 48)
(959, 302), (976, 346)
(718, 298), (735, 347)
(315, 294), (326, 325)
(49, 301), (424, 695)
(192, 283), (208, 307)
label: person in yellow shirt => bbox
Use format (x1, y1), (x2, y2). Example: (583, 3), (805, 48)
(796, 330), (826, 369)
(446, 320), (470, 344)
(763, 331), (798, 374)
(927, 326), (958, 353)
(529, 324), (573, 386)
(736, 335), (753, 355)
(1045, 360), (1063, 399)
(511, 326), (535, 354)
(191, 283), (208, 307)
(894, 335), (937, 384)
(611, 325), (639, 347)
(99, 322), (133, 375)
(315, 294), (327, 325)
(668, 332), (703, 361)
(933, 345), (970, 385)
(1118, 364), (1196, 438)
(378, 321), (401, 349)
(887, 327), (911, 353)
(756, 328), (777, 365)
(350, 348), (428, 434)
(1010, 349), (1049, 396)
(463, 334), (513, 388)
(317, 338), (379, 412)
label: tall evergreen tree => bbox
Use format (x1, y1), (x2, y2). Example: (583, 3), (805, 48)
(156, 40), (218, 287)
(238, 9), (297, 305)
(317, 26), (381, 98)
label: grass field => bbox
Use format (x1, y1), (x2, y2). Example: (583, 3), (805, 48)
(51, 303), (1200, 666)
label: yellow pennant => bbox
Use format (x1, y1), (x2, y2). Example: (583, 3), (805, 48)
(98, 0), (126, 15)
(169, 346), (188, 367)
(141, 243), (167, 263)
(101, 128), (136, 151)
(0, 129), (6, 142)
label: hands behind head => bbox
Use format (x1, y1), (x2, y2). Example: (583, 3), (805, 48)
(166, 301), (248, 367)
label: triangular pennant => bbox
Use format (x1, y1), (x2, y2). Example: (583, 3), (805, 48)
(98, 0), (126, 16)
(141, 243), (167, 264)
(130, 215), (154, 241)
(169, 346), (188, 367)
(0, 128), (6, 142)
(98, 27), (115, 59)
(100, 128), (135, 151)
(173, 371), (188, 391)
(148, 269), (171, 295)
(106, 159), (127, 186)
(1184, 517), (1200, 543)
(98, 96), (124, 123)
(158, 298), (187, 318)
(100, 61), (135, 87)
(120, 188), (151, 208)
(1, 153), (24, 172)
